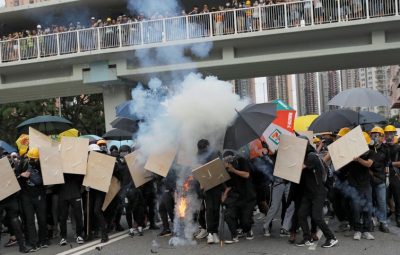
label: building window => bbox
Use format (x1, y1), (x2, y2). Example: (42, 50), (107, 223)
(14, 0), (19, 6)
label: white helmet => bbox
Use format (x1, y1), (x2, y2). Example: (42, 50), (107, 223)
(88, 144), (101, 152)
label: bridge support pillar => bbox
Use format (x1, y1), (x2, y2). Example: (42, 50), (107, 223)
(103, 86), (131, 132)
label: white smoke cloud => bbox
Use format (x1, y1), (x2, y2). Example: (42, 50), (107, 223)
(127, 0), (182, 17)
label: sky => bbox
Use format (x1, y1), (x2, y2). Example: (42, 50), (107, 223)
(0, 0), (4, 7)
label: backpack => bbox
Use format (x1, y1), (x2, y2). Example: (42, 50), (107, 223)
(310, 152), (332, 186)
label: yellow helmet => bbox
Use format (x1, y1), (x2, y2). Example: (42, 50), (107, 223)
(246, 1), (251, 5)
(384, 125), (397, 133)
(97, 139), (107, 146)
(363, 132), (371, 145)
(371, 126), (384, 136)
(394, 136), (399, 144)
(313, 137), (321, 144)
(27, 147), (39, 159)
(19, 147), (28, 156)
(337, 127), (351, 137)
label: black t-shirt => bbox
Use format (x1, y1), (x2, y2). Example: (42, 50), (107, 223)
(300, 152), (326, 194)
(226, 157), (256, 202)
(386, 144), (400, 178)
(347, 150), (373, 190)
(370, 145), (390, 184)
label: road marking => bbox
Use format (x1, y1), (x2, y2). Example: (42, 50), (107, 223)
(56, 231), (128, 255)
(67, 234), (129, 255)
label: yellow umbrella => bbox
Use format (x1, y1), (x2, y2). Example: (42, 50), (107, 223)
(15, 134), (29, 155)
(51, 128), (80, 141)
(294, 115), (319, 131)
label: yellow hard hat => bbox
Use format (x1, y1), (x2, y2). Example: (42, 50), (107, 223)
(363, 132), (371, 145)
(394, 136), (399, 144)
(371, 126), (384, 135)
(27, 147), (39, 159)
(97, 139), (107, 146)
(337, 127), (351, 137)
(313, 137), (321, 144)
(19, 147), (28, 156)
(246, 1), (251, 5)
(107, 17), (112, 22)
(384, 125), (397, 133)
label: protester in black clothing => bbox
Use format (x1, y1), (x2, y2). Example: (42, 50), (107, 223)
(196, 139), (222, 244)
(158, 167), (177, 237)
(57, 173), (84, 246)
(140, 180), (159, 230)
(222, 152), (256, 243)
(17, 147), (48, 251)
(296, 138), (338, 248)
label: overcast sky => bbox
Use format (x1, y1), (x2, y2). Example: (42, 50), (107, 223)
(0, 0), (4, 7)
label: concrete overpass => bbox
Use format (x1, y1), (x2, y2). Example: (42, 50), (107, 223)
(1, 0), (400, 128)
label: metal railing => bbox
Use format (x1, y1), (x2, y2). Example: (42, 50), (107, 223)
(0, 0), (399, 64)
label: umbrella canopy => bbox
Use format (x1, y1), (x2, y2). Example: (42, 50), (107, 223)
(79, 134), (102, 142)
(116, 100), (138, 119)
(223, 103), (277, 150)
(359, 111), (386, 124)
(17, 115), (73, 135)
(308, 109), (359, 133)
(110, 117), (139, 133)
(103, 129), (134, 141)
(0, 140), (17, 153)
(328, 88), (390, 108)
(294, 115), (319, 131)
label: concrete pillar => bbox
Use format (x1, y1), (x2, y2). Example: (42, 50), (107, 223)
(103, 86), (131, 131)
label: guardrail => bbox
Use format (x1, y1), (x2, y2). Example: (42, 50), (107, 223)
(0, 0), (399, 64)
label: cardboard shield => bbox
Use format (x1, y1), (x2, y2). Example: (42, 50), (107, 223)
(83, 151), (115, 192)
(144, 148), (177, 177)
(102, 177), (121, 211)
(298, 131), (314, 147)
(39, 147), (65, 185)
(192, 158), (231, 191)
(29, 127), (53, 148)
(328, 126), (369, 171)
(125, 151), (153, 188)
(273, 135), (308, 184)
(61, 137), (89, 175)
(0, 157), (21, 201)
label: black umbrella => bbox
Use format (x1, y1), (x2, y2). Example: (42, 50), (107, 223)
(17, 115), (73, 135)
(308, 109), (359, 133)
(110, 117), (139, 133)
(223, 103), (277, 150)
(359, 111), (387, 125)
(103, 129), (134, 141)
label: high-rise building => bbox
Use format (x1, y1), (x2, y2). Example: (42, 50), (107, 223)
(233, 79), (256, 103)
(296, 73), (319, 116)
(5, 0), (48, 7)
(389, 66), (400, 109)
(266, 75), (293, 104)
(319, 71), (340, 113)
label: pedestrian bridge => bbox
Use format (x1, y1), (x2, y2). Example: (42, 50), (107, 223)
(1, 0), (400, 105)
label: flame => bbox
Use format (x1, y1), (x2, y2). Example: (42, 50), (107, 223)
(177, 197), (187, 218)
(183, 175), (193, 192)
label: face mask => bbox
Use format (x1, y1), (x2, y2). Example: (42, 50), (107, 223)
(120, 151), (129, 157)
(386, 135), (394, 143)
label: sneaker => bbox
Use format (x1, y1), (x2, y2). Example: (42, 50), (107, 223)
(195, 228), (208, 239)
(296, 239), (314, 247)
(40, 240), (50, 248)
(379, 223), (390, 233)
(29, 246), (41, 252)
(335, 222), (350, 233)
(4, 238), (18, 247)
(138, 227), (143, 236)
(19, 244), (31, 253)
(224, 235), (239, 244)
(212, 233), (220, 244)
(362, 232), (375, 240)
(76, 236), (84, 245)
(158, 229), (172, 237)
(280, 229), (290, 237)
(321, 238), (338, 248)
(207, 233), (214, 244)
(353, 231), (361, 240)
(246, 230), (254, 240)
(59, 238), (67, 246)
(311, 233), (319, 242)
(256, 213), (266, 220)
(263, 228), (271, 237)
(129, 228), (135, 237)
(237, 229), (245, 238)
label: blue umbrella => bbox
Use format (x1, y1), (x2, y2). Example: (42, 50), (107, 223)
(0, 140), (17, 153)
(116, 101), (135, 118)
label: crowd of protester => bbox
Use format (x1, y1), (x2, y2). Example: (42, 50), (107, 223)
(1, 0), (396, 62)
(1, 124), (400, 253)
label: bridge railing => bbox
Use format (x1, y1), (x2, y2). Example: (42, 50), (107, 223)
(0, 0), (399, 64)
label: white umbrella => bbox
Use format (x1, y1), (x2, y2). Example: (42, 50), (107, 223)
(328, 88), (390, 108)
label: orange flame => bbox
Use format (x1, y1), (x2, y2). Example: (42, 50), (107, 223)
(183, 176), (193, 192)
(177, 197), (187, 218)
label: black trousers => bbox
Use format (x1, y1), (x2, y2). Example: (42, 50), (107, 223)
(224, 199), (256, 235)
(389, 175), (400, 220)
(125, 195), (145, 228)
(83, 190), (107, 237)
(205, 188), (222, 234)
(331, 186), (351, 223)
(21, 192), (48, 246)
(0, 197), (25, 249)
(350, 186), (373, 233)
(141, 181), (157, 226)
(298, 193), (334, 241)
(58, 197), (83, 239)
(159, 191), (174, 231)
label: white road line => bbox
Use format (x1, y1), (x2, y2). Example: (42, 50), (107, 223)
(56, 231), (128, 255)
(66, 234), (129, 255)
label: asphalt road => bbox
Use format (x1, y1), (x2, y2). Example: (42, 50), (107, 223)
(2, 214), (400, 255)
